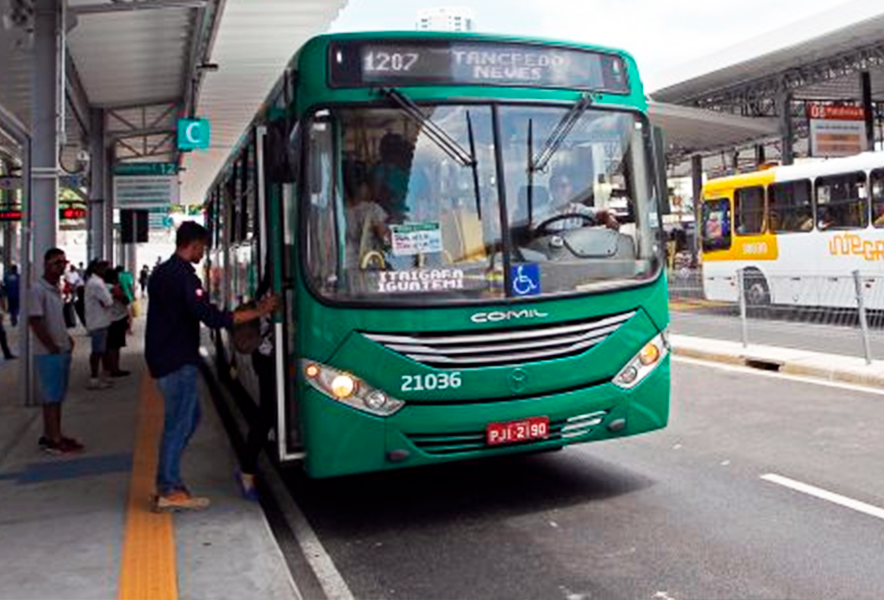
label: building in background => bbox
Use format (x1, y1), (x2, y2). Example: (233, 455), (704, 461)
(416, 7), (475, 32)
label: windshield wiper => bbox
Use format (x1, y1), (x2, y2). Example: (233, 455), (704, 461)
(530, 93), (594, 173)
(465, 110), (482, 219)
(381, 88), (475, 168)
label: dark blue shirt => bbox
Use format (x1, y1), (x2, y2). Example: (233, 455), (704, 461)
(3, 273), (20, 303)
(145, 254), (233, 378)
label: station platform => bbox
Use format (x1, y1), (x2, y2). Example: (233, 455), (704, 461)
(0, 317), (298, 600)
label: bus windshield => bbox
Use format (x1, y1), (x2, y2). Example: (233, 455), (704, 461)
(304, 102), (661, 304)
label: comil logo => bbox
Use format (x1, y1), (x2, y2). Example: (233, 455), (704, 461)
(470, 309), (549, 324)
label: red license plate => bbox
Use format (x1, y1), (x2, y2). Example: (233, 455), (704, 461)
(486, 416), (550, 446)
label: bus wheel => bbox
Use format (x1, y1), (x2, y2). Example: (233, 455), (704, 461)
(743, 270), (770, 306)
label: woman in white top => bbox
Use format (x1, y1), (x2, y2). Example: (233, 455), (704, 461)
(83, 260), (115, 389)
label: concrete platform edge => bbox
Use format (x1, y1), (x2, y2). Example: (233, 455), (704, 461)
(671, 334), (884, 388)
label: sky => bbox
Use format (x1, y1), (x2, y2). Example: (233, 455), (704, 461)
(329, 0), (861, 91)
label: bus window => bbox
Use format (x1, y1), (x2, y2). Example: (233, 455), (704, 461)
(768, 180), (812, 233)
(304, 118), (340, 296)
(816, 172), (867, 230)
(734, 186), (764, 235)
(701, 198), (731, 252)
(872, 169), (884, 228)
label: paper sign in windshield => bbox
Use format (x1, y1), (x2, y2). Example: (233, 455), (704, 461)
(391, 222), (443, 256)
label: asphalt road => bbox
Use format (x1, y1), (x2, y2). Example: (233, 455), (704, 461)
(281, 360), (884, 600)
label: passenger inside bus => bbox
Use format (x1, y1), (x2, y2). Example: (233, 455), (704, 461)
(343, 160), (389, 271)
(369, 132), (428, 223)
(817, 206), (835, 231)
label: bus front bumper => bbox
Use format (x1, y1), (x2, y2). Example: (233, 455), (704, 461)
(300, 356), (670, 478)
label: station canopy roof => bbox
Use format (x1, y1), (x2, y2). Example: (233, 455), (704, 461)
(0, 0), (347, 200)
(649, 0), (884, 158)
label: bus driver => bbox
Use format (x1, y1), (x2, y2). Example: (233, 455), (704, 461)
(530, 170), (619, 234)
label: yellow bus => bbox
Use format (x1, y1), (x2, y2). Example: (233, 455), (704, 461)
(700, 151), (884, 308)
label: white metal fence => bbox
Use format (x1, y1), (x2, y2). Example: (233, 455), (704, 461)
(668, 269), (884, 363)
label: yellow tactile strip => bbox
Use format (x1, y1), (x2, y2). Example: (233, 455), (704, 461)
(118, 373), (178, 600)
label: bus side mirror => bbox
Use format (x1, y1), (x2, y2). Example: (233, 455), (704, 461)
(652, 125), (671, 215)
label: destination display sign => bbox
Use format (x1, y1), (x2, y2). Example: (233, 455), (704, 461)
(0, 207), (85, 222)
(329, 40), (629, 93)
(0, 209), (22, 222)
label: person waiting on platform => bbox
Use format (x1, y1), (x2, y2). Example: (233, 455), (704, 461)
(2, 264), (20, 327)
(30, 248), (83, 455)
(84, 260), (115, 390)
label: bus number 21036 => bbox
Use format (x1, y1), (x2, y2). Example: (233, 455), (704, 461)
(401, 372), (462, 392)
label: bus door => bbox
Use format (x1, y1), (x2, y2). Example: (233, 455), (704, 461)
(259, 124), (305, 461)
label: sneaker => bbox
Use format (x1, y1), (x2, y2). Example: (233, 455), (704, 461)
(153, 490), (211, 512)
(110, 370), (131, 378)
(61, 437), (84, 452)
(235, 470), (260, 502)
(40, 437), (84, 455)
(88, 378), (112, 390)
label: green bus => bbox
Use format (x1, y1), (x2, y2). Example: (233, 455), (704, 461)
(204, 31), (670, 478)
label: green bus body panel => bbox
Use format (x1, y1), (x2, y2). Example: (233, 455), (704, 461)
(295, 274), (670, 477)
(302, 356), (669, 478)
(299, 275), (667, 363)
(330, 303), (656, 402)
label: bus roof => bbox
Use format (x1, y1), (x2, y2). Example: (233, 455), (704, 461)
(703, 151), (884, 195)
(771, 152), (884, 182)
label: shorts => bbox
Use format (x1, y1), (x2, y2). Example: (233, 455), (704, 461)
(108, 317), (129, 350)
(90, 327), (109, 354)
(34, 352), (72, 404)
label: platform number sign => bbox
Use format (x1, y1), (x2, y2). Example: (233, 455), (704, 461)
(177, 118), (211, 151)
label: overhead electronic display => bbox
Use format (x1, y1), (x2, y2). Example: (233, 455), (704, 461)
(328, 40), (629, 93)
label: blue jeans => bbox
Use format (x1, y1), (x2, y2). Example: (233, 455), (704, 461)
(155, 364), (201, 495)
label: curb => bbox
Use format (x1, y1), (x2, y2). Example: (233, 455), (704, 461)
(671, 344), (884, 389)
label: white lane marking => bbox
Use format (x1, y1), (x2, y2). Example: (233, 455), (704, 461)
(259, 509), (303, 600)
(673, 355), (884, 397)
(263, 462), (356, 600)
(761, 473), (884, 521)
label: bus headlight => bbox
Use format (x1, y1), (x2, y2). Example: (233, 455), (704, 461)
(331, 374), (356, 399)
(613, 332), (669, 390)
(302, 360), (404, 416)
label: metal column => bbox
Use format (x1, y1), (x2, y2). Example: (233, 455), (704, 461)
(1, 102), (33, 405)
(691, 154), (703, 263)
(779, 88), (794, 166)
(87, 108), (105, 261)
(861, 71), (875, 152)
(1, 158), (16, 270)
(755, 144), (766, 167)
(31, 0), (60, 265)
(105, 146), (115, 262)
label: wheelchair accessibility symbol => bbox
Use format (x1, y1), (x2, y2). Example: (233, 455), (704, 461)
(510, 264), (541, 297)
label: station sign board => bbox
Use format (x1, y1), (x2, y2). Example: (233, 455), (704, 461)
(177, 118), (211, 151)
(113, 162), (179, 209)
(807, 103), (868, 157)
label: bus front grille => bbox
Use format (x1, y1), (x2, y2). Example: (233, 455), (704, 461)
(362, 311), (635, 369)
(407, 411), (608, 456)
